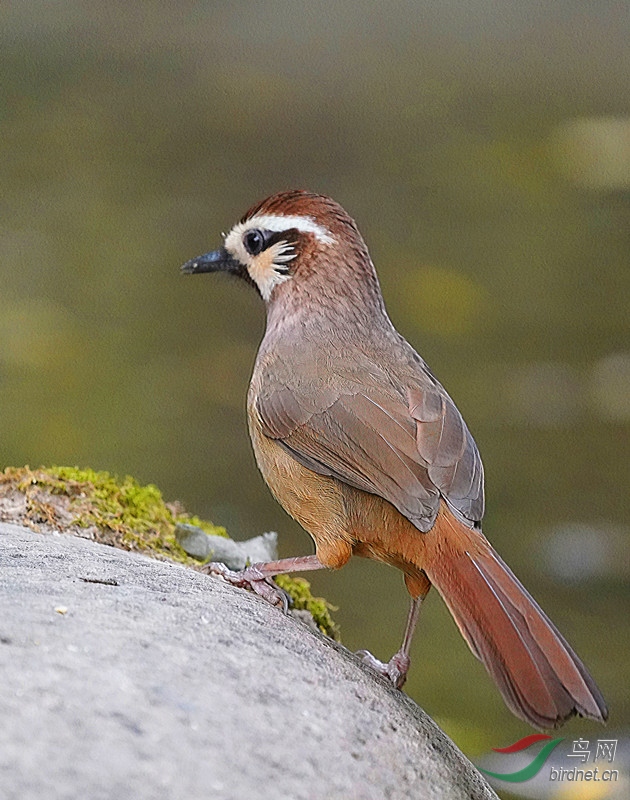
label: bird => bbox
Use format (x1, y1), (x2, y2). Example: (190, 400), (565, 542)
(181, 189), (607, 730)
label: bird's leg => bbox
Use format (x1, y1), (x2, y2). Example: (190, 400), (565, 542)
(356, 595), (424, 689)
(203, 555), (326, 611)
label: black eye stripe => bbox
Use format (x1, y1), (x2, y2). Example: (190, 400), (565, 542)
(242, 228), (300, 256)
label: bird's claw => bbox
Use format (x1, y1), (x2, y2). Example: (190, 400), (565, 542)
(202, 561), (292, 612)
(355, 648), (410, 689)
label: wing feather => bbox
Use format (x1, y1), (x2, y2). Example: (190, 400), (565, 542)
(258, 375), (484, 530)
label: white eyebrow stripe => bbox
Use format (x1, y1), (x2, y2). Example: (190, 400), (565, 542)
(230, 214), (336, 245)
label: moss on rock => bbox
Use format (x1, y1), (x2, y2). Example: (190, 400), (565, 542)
(0, 465), (222, 562)
(0, 465), (338, 638)
(274, 574), (338, 638)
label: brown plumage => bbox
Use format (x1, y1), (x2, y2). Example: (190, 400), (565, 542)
(181, 190), (607, 729)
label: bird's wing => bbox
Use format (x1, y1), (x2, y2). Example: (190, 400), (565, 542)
(257, 382), (484, 531)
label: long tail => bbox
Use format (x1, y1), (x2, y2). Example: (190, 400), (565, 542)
(422, 504), (608, 730)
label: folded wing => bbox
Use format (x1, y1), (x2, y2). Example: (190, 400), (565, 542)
(257, 380), (484, 532)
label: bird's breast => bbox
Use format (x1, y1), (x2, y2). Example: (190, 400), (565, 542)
(246, 386), (354, 569)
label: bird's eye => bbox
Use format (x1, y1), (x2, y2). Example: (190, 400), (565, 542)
(243, 229), (265, 256)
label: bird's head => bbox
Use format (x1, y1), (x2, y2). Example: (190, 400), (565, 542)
(181, 190), (384, 314)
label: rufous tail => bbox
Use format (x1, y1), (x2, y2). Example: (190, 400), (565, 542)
(422, 504), (608, 730)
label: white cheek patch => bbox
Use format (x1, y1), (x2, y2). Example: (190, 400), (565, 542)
(223, 212), (335, 301)
(271, 240), (297, 268)
(248, 241), (296, 300)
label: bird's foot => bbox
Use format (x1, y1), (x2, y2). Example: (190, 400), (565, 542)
(202, 561), (292, 612)
(355, 648), (410, 690)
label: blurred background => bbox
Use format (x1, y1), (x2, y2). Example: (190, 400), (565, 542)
(2, 1), (629, 794)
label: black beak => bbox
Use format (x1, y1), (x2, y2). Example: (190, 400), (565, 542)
(180, 247), (241, 275)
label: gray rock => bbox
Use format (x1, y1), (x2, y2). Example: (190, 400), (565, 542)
(174, 523), (278, 567)
(0, 522), (497, 800)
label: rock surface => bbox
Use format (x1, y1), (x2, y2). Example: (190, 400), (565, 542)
(0, 522), (497, 800)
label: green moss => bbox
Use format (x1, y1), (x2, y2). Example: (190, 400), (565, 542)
(176, 514), (226, 537)
(2, 465), (226, 563)
(275, 574), (339, 639)
(0, 465), (339, 638)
